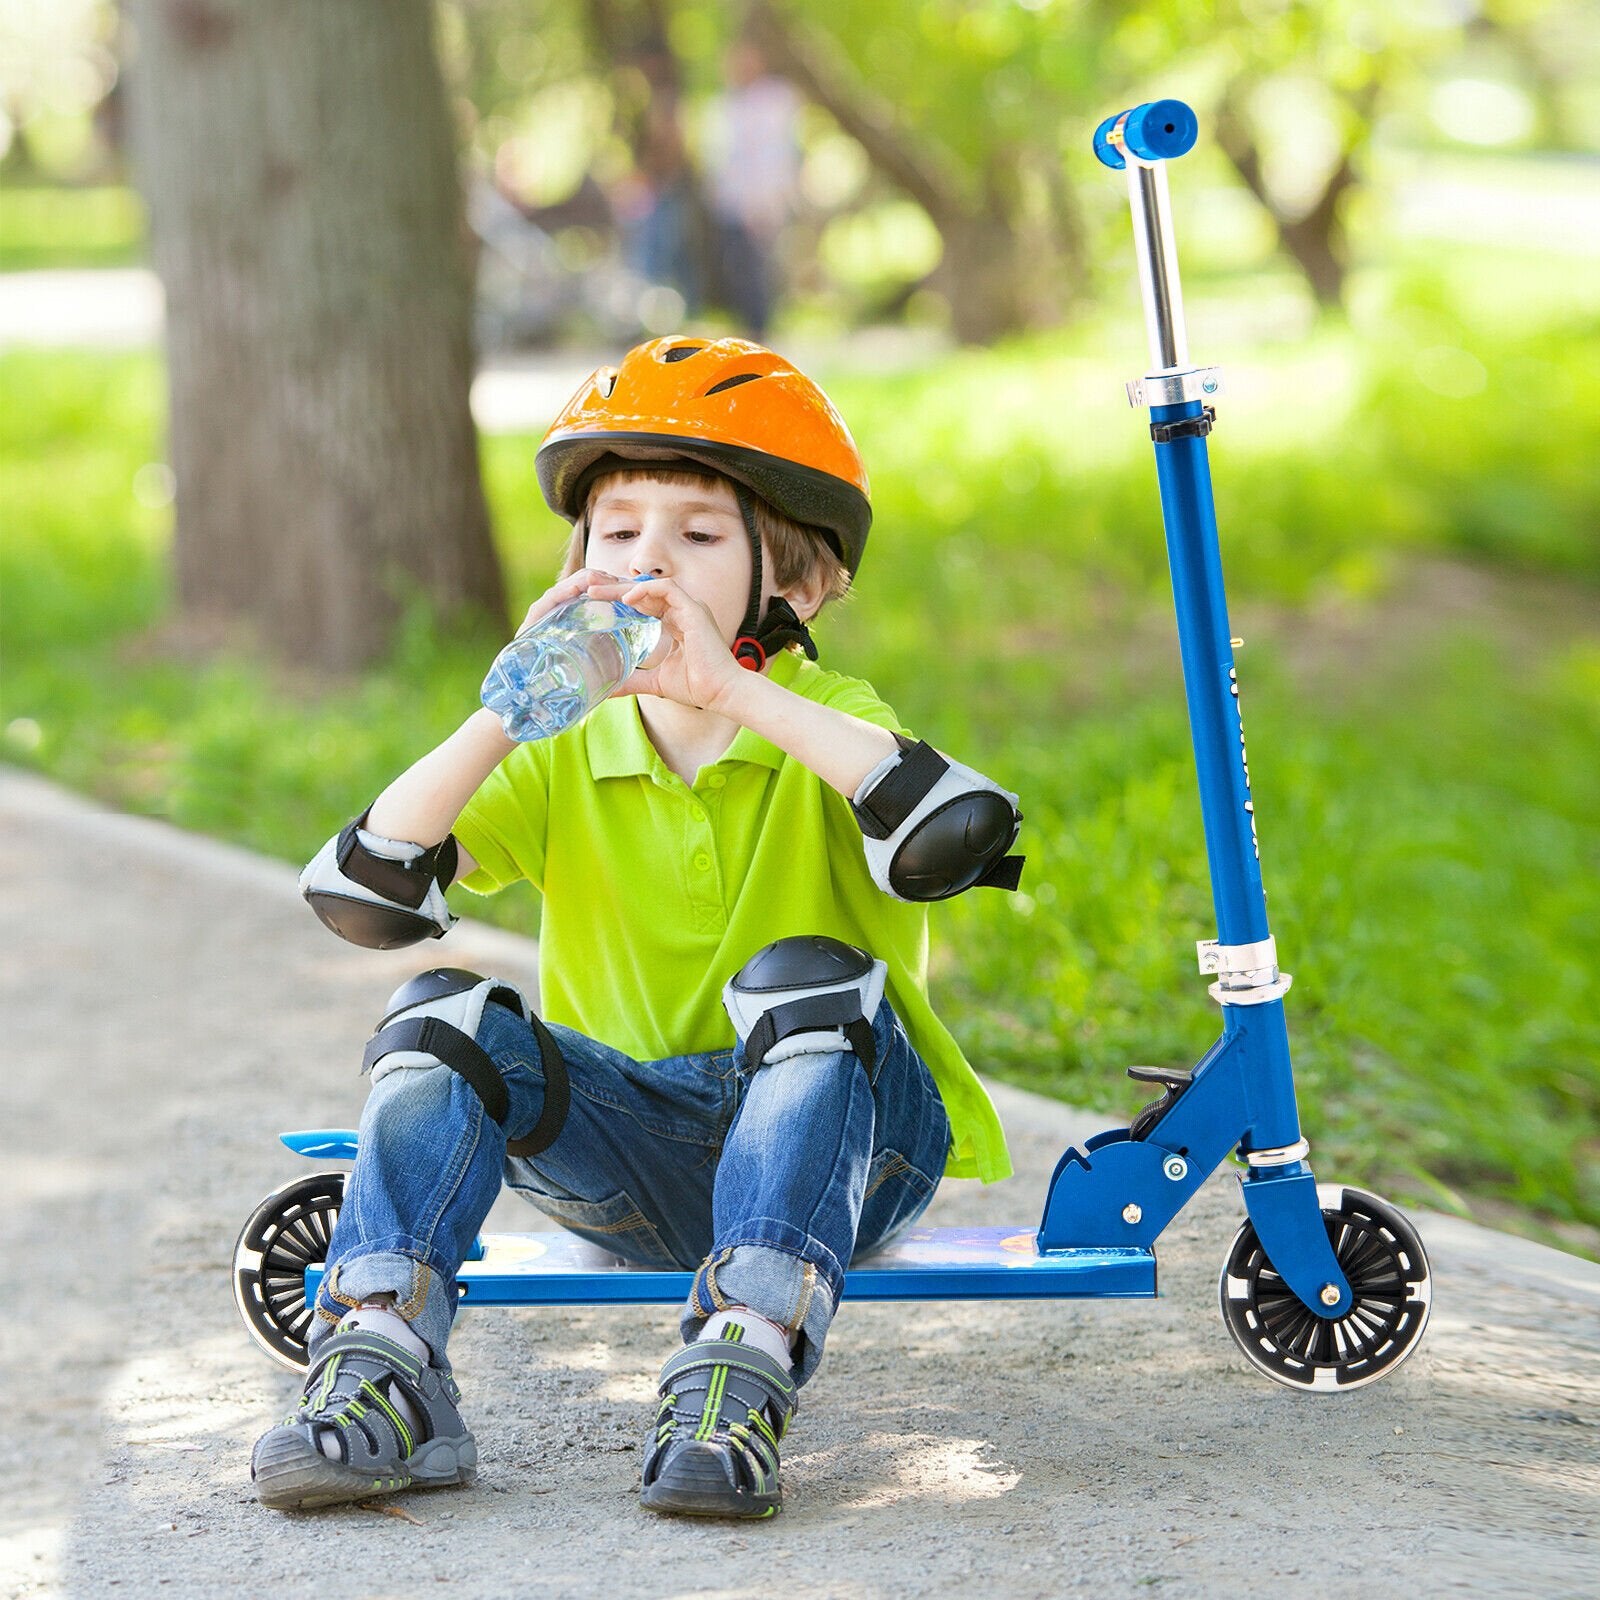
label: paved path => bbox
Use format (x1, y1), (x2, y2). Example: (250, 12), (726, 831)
(1, 768), (1595, 1599)
(0, 267), (946, 433)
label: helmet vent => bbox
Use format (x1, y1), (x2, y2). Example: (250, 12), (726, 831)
(597, 368), (618, 398)
(705, 373), (762, 396)
(662, 345), (704, 363)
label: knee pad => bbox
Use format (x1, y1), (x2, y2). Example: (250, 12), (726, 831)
(851, 736), (1024, 902)
(722, 936), (887, 1082)
(361, 968), (569, 1157)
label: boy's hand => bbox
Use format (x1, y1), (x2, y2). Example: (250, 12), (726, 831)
(584, 575), (744, 714)
(507, 568), (626, 642)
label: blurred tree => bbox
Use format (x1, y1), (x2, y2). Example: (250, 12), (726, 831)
(1214, 77), (1377, 311)
(433, 1), (1574, 336)
(1194, 0), (1563, 311)
(586, 0), (718, 310)
(126, 0), (503, 671)
(745, 0), (1091, 343)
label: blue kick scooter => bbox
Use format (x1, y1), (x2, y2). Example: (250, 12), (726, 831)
(234, 102), (1433, 1392)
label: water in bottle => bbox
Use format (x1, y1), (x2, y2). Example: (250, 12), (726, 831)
(482, 596), (663, 742)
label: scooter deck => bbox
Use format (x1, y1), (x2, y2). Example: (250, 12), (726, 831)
(305, 1226), (1157, 1306)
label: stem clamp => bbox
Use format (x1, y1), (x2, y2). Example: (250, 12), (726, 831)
(1126, 367), (1225, 409)
(1197, 936), (1293, 1007)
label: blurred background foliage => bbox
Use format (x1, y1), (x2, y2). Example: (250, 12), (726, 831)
(0, 0), (1596, 1252)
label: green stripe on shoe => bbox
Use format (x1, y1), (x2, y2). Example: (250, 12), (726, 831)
(694, 1363), (730, 1442)
(360, 1379), (415, 1458)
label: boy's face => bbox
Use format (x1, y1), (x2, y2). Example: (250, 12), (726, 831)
(585, 474), (761, 645)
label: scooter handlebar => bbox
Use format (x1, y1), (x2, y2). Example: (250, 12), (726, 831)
(1093, 100), (1198, 169)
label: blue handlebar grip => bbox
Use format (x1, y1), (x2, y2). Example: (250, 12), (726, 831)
(1093, 99), (1198, 169)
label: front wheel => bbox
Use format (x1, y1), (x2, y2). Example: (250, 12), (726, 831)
(233, 1171), (345, 1372)
(1220, 1184), (1431, 1391)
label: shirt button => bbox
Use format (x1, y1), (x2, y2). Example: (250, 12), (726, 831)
(707, 771), (726, 788)
(693, 852), (712, 872)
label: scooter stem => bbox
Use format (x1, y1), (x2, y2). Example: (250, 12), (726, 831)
(1094, 99), (1199, 372)
(1130, 159), (1188, 371)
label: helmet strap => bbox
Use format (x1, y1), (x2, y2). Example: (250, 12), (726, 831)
(734, 484), (764, 642)
(730, 484), (818, 671)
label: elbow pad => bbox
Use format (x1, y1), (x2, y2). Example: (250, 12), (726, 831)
(299, 806), (460, 949)
(851, 736), (1024, 902)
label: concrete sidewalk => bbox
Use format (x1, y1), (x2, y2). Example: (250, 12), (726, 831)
(0, 268), (948, 434)
(1, 767), (1594, 1599)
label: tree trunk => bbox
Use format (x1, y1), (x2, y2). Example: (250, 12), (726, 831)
(1216, 80), (1377, 314)
(126, 0), (503, 672)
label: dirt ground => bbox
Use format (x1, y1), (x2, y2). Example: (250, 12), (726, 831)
(1, 768), (1595, 1599)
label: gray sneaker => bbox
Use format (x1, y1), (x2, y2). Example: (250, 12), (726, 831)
(640, 1326), (796, 1519)
(251, 1326), (477, 1510)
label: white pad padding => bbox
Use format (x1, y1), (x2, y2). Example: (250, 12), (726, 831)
(722, 958), (887, 1065)
(368, 976), (532, 1084)
(300, 825), (457, 938)
(852, 747), (1020, 902)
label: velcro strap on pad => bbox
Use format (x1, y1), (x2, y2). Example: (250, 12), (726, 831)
(338, 814), (457, 910)
(850, 734), (942, 839)
(362, 974), (568, 1157)
(363, 1015), (510, 1126)
(978, 852), (1026, 891)
(509, 1014), (571, 1159)
(744, 993), (879, 1081)
(299, 806), (458, 946)
(365, 974), (530, 1083)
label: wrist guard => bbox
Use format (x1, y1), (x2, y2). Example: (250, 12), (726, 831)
(851, 736), (1024, 902)
(299, 806), (459, 949)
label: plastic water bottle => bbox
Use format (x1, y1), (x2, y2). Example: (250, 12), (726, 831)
(481, 595), (663, 742)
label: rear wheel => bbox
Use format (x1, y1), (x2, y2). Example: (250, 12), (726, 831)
(1220, 1184), (1431, 1391)
(233, 1171), (345, 1372)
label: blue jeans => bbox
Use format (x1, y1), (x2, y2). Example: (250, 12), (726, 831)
(311, 997), (951, 1387)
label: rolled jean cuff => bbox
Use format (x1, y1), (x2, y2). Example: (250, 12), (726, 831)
(310, 1247), (455, 1368)
(681, 1241), (839, 1388)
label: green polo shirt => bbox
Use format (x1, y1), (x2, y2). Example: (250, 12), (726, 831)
(452, 649), (1011, 1184)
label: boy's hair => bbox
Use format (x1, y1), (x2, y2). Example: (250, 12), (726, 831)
(561, 465), (853, 623)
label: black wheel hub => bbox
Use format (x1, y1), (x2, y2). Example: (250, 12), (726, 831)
(233, 1171), (346, 1372)
(1220, 1185), (1432, 1390)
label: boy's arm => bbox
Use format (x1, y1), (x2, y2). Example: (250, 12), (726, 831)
(366, 707), (517, 882)
(299, 708), (516, 946)
(302, 566), (612, 946)
(713, 670), (1025, 903)
(585, 573), (1023, 901)
(712, 670), (899, 799)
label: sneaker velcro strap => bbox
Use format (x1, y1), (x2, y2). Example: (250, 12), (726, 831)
(658, 1339), (796, 1420)
(307, 1329), (426, 1388)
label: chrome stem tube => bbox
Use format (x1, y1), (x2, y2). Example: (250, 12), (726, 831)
(1126, 156), (1189, 373)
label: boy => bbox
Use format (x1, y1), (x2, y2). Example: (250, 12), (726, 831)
(258, 336), (1023, 1518)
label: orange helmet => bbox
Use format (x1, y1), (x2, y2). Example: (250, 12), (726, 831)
(536, 336), (872, 576)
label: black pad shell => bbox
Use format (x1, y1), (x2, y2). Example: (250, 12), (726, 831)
(305, 892), (442, 950)
(731, 934), (874, 992)
(888, 793), (1022, 901)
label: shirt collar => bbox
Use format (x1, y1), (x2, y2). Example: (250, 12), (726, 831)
(584, 649), (804, 779)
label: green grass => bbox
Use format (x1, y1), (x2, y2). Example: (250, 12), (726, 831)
(0, 185), (146, 271)
(2, 284), (1597, 1254)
